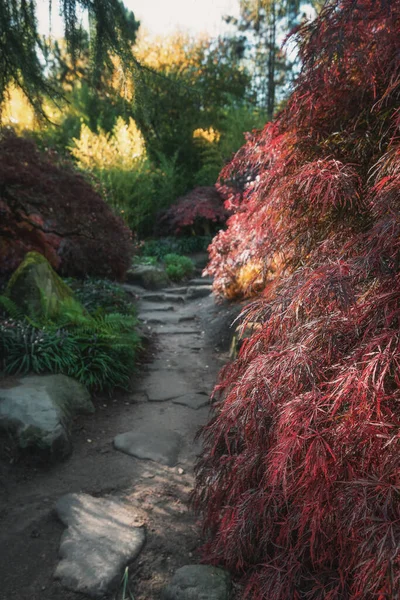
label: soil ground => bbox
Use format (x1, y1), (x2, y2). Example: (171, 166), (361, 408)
(0, 284), (232, 600)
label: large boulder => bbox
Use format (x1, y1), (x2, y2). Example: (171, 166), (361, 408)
(126, 264), (170, 290)
(0, 374), (94, 459)
(5, 252), (84, 321)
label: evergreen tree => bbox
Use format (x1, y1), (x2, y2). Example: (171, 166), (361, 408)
(225, 0), (311, 118)
(0, 0), (139, 115)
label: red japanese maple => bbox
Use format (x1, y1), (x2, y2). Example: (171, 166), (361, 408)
(193, 1), (400, 598)
(0, 133), (132, 280)
(156, 186), (228, 236)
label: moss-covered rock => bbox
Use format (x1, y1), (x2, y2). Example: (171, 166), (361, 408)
(5, 252), (84, 321)
(125, 265), (170, 290)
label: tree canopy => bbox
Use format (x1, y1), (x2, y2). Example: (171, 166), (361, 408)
(0, 0), (139, 114)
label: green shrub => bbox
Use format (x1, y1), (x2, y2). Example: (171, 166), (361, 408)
(163, 254), (194, 282)
(141, 236), (212, 260)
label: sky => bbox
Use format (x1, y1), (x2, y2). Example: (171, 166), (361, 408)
(36, 0), (240, 38)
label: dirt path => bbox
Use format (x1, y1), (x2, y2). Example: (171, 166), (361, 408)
(0, 280), (228, 600)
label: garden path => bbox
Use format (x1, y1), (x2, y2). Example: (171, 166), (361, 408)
(0, 279), (230, 600)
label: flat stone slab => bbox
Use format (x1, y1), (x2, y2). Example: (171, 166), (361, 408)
(54, 493), (145, 598)
(162, 565), (231, 600)
(162, 286), (188, 294)
(143, 293), (185, 303)
(114, 428), (182, 466)
(154, 326), (202, 335)
(172, 394), (209, 410)
(139, 312), (180, 325)
(178, 315), (196, 322)
(138, 303), (175, 312)
(186, 286), (212, 300)
(122, 283), (147, 296)
(189, 277), (213, 286)
(140, 370), (192, 401)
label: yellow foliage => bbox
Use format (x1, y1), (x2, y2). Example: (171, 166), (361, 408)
(193, 127), (221, 144)
(1, 84), (69, 133)
(134, 30), (210, 74)
(71, 117), (146, 171)
(1, 86), (37, 132)
(222, 260), (266, 299)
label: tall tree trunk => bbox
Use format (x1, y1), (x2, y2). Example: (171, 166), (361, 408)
(267, 0), (277, 119)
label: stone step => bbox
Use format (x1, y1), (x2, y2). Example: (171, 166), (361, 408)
(139, 312), (180, 325)
(142, 293), (186, 303)
(163, 286), (188, 295)
(178, 315), (196, 322)
(153, 325), (202, 335)
(137, 303), (175, 312)
(186, 285), (213, 300)
(188, 277), (213, 286)
(122, 283), (146, 296)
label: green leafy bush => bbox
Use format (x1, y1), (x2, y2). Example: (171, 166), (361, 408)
(163, 254), (194, 282)
(141, 236), (212, 260)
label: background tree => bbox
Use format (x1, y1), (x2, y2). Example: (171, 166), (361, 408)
(132, 32), (254, 184)
(225, 0), (313, 118)
(0, 0), (139, 115)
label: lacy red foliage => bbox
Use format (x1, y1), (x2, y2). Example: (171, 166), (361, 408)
(193, 1), (400, 598)
(0, 133), (133, 280)
(156, 186), (228, 235)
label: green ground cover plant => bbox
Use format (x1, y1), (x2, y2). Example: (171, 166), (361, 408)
(64, 277), (136, 316)
(141, 236), (212, 260)
(0, 278), (140, 392)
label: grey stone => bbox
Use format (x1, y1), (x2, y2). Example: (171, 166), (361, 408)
(138, 303), (175, 312)
(126, 265), (170, 290)
(142, 293), (166, 302)
(188, 277), (213, 286)
(122, 283), (147, 296)
(178, 315), (196, 322)
(162, 565), (231, 600)
(172, 394), (209, 410)
(187, 252), (209, 271)
(142, 293), (186, 304)
(0, 375), (93, 459)
(54, 493), (145, 598)
(198, 296), (245, 352)
(139, 312), (180, 325)
(162, 294), (187, 304)
(140, 371), (192, 401)
(186, 286), (212, 300)
(114, 428), (182, 466)
(164, 286), (188, 295)
(155, 326), (202, 336)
